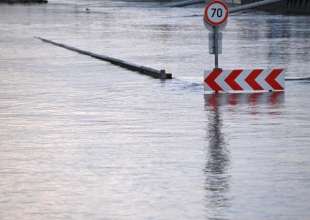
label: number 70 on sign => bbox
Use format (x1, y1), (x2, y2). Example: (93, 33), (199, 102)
(211, 7), (223, 17)
(204, 0), (229, 29)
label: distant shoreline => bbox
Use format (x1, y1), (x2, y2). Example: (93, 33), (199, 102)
(0, 0), (47, 3)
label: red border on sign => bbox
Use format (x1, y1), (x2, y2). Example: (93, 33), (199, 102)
(204, 0), (229, 26)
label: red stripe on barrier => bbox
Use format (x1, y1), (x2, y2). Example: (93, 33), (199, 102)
(245, 69), (264, 90)
(265, 69), (284, 90)
(225, 69), (243, 90)
(204, 68), (223, 92)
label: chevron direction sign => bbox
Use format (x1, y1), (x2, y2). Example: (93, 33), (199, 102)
(204, 69), (285, 93)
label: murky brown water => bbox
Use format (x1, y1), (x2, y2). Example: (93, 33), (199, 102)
(1, 1), (310, 220)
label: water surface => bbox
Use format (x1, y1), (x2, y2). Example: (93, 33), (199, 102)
(1, 1), (310, 220)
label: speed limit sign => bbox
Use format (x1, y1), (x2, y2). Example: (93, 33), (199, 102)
(204, 0), (229, 28)
(203, 0), (229, 69)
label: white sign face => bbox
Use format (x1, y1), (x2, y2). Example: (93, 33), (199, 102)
(204, 0), (229, 27)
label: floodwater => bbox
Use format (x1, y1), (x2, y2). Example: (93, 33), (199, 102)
(1, 1), (310, 220)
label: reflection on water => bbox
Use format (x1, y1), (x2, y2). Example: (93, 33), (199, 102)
(203, 92), (285, 219)
(205, 104), (230, 220)
(233, 14), (310, 76)
(204, 92), (285, 107)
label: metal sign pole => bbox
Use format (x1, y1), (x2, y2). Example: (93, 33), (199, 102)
(213, 26), (219, 69)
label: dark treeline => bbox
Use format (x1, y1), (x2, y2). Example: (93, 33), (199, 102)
(0, 0), (47, 3)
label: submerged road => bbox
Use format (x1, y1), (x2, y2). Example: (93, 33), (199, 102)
(1, 1), (310, 220)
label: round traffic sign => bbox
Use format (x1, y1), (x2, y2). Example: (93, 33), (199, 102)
(204, 0), (229, 27)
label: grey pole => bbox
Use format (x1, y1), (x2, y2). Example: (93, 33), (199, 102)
(213, 26), (219, 69)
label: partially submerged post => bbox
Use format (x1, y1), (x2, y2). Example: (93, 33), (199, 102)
(36, 37), (172, 80)
(213, 26), (219, 69)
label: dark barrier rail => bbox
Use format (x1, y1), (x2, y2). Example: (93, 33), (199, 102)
(287, 0), (310, 13)
(166, 0), (204, 7)
(168, 0), (310, 14)
(36, 37), (172, 80)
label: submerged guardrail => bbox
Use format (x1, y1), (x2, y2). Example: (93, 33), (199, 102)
(36, 37), (172, 80)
